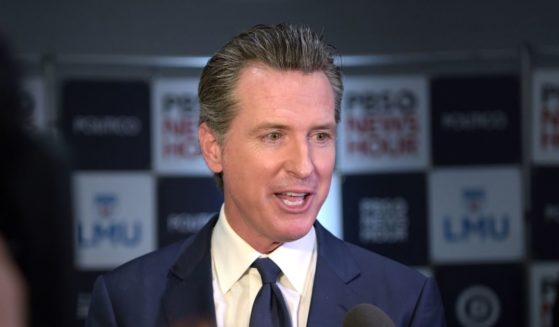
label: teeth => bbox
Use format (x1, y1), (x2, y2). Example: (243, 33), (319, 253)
(278, 192), (307, 206)
(282, 198), (304, 206)
(283, 192), (306, 197)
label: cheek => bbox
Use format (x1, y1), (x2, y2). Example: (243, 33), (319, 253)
(247, 150), (283, 174)
(223, 147), (274, 186)
(316, 149), (336, 175)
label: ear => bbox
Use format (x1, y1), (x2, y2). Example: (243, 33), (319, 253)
(198, 122), (223, 174)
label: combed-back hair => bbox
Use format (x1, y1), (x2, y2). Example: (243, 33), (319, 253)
(198, 23), (343, 189)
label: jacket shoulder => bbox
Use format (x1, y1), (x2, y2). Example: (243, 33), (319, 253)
(101, 237), (193, 294)
(345, 241), (426, 284)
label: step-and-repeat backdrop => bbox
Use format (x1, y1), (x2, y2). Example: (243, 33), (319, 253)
(23, 69), (559, 326)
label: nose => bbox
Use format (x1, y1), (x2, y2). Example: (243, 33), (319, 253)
(285, 138), (314, 179)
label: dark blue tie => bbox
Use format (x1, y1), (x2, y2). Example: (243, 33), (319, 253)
(249, 258), (292, 327)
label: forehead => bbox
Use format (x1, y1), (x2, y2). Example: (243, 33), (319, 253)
(233, 63), (335, 115)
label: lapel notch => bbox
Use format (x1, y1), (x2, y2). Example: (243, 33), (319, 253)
(306, 222), (363, 326)
(161, 215), (218, 327)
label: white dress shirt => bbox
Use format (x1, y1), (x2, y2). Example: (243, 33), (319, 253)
(211, 206), (317, 327)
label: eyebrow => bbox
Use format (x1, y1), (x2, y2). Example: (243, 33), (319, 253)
(249, 121), (337, 136)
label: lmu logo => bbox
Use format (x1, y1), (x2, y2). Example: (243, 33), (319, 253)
(463, 188), (485, 213)
(94, 193), (117, 219)
(443, 188), (510, 242)
(77, 193), (142, 248)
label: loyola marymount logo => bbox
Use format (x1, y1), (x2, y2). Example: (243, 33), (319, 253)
(95, 193), (117, 219)
(77, 193), (142, 249)
(74, 173), (155, 269)
(429, 168), (524, 263)
(443, 188), (510, 243)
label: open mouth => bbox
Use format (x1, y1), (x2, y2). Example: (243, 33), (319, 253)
(275, 192), (310, 207)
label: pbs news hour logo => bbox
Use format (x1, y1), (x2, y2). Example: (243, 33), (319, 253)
(533, 71), (559, 163)
(358, 197), (409, 244)
(530, 264), (559, 327)
(344, 89), (419, 157)
(159, 92), (200, 159)
(339, 77), (429, 173)
(538, 83), (559, 152)
(153, 78), (209, 174)
(537, 276), (557, 327)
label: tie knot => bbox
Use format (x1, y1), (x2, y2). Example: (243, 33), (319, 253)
(252, 258), (281, 284)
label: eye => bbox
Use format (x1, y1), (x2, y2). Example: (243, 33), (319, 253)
(263, 132), (282, 142)
(313, 131), (333, 143)
(316, 132), (328, 141)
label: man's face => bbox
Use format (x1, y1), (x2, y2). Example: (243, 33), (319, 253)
(199, 64), (336, 253)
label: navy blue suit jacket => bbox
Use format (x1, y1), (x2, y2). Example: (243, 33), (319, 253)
(86, 215), (446, 326)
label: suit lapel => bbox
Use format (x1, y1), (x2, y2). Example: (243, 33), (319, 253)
(160, 217), (364, 326)
(161, 215), (218, 327)
(306, 222), (364, 327)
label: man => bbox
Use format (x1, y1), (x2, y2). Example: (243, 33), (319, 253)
(86, 24), (446, 327)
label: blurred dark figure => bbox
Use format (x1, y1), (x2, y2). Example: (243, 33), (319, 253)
(0, 30), (75, 326)
(0, 235), (27, 327)
(554, 277), (559, 327)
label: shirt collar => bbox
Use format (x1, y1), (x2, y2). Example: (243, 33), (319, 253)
(211, 205), (316, 295)
(267, 226), (316, 294)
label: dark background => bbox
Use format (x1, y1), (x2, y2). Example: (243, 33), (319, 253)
(2, 1), (559, 326)
(0, 1), (558, 57)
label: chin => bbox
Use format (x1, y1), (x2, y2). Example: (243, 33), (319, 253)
(283, 219), (315, 240)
